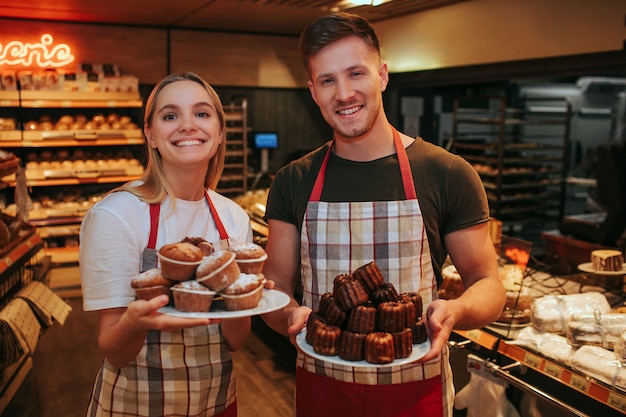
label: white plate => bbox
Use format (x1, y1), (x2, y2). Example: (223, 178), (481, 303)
(158, 289), (290, 319)
(578, 262), (626, 276)
(296, 329), (430, 368)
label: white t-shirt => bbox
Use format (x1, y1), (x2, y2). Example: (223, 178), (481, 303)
(79, 189), (253, 311)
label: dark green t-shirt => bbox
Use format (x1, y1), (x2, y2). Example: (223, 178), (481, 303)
(265, 137), (489, 284)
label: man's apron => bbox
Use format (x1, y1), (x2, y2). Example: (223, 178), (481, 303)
(87, 191), (237, 417)
(296, 128), (454, 417)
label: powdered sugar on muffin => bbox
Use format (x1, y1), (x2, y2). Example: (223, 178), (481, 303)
(222, 273), (265, 295)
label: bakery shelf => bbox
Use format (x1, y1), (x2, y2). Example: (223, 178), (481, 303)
(450, 96), (571, 230)
(0, 130), (22, 141)
(1, 137), (144, 147)
(36, 224), (82, 238)
(0, 91), (145, 259)
(44, 246), (79, 265)
(0, 232), (43, 282)
(217, 98), (249, 197)
(20, 128), (143, 141)
(470, 156), (564, 165)
(0, 90), (142, 108)
(12, 175), (141, 188)
(482, 178), (562, 191)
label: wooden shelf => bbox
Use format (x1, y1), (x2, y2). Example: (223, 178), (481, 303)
(0, 137), (144, 147)
(0, 232), (43, 277)
(16, 175), (141, 187)
(0, 90), (142, 108)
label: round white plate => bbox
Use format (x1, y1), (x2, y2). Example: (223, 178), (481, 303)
(578, 262), (626, 276)
(158, 289), (290, 319)
(296, 329), (430, 368)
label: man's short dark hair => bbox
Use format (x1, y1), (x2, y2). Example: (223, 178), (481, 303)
(299, 12), (381, 75)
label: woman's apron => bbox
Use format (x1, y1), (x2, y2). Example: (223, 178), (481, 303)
(296, 127), (454, 417)
(87, 191), (237, 417)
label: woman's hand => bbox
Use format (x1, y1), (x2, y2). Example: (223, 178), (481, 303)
(99, 295), (215, 368)
(123, 295), (214, 332)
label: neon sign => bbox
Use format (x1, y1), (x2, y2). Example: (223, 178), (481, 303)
(0, 34), (75, 68)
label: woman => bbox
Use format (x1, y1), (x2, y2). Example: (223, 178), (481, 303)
(80, 72), (252, 417)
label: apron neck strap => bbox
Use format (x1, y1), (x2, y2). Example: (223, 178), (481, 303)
(310, 126), (416, 201)
(147, 191), (229, 250)
(147, 203), (160, 249)
(205, 190), (229, 241)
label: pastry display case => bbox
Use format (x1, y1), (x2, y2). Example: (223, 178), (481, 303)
(450, 256), (626, 416)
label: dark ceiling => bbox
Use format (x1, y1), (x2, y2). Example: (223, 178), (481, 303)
(0, 0), (469, 36)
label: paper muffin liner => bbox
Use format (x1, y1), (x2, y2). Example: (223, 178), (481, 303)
(171, 287), (217, 312)
(157, 252), (202, 281)
(221, 284), (263, 311)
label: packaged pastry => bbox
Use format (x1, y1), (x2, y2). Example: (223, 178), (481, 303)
(530, 292), (611, 333)
(571, 345), (626, 391)
(565, 312), (626, 350)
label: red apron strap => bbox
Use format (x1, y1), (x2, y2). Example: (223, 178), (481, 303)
(148, 192), (229, 248)
(309, 127), (417, 202)
(205, 191), (229, 241)
(147, 203), (160, 249)
(309, 142), (333, 202)
(392, 127), (417, 200)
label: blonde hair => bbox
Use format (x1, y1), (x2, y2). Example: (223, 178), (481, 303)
(113, 72), (226, 204)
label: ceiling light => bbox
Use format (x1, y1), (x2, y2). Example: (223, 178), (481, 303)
(348, 0), (386, 6)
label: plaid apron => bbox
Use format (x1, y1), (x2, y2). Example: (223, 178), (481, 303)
(296, 127), (454, 417)
(86, 192), (237, 417)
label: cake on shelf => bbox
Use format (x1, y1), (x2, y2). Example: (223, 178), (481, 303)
(590, 249), (624, 272)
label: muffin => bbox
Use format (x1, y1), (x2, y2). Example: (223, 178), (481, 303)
(196, 250), (241, 291)
(130, 268), (175, 301)
(181, 236), (214, 256)
(220, 273), (265, 310)
(171, 280), (217, 312)
(157, 242), (204, 281)
(230, 242), (268, 274)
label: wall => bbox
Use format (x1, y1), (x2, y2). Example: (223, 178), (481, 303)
(376, 0), (625, 73)
(2, 1), (623, 87)
(2, 2), (624, 175)
(0, 19), (305, 87)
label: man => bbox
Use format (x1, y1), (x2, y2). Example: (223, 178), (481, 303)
(261, 12), (505, 417)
